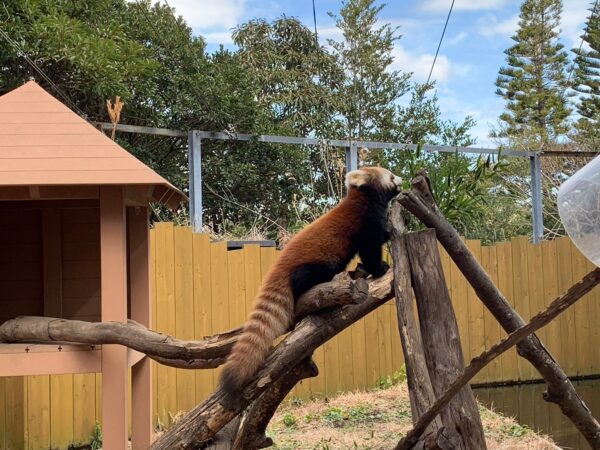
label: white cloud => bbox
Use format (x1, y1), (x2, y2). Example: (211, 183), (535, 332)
(421, 0), (511, 13)
(477, 2), (590, 47)
(391, 45), (470, 85)
(203, 31), (234, 45)
(167, 0), (246, 30)
(446, 31), (469, 46)
(477, 13), (519, 38)
(562, 0), (592, 48)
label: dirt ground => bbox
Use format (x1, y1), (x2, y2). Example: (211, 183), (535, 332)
(267, 383), (559, 450)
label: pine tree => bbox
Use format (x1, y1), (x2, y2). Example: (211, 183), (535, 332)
(495, 0), (571, 148)
(573, 4), (600, 129)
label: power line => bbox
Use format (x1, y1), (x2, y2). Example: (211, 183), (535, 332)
(426, 0), (456, 87)
(312, 0), (319, 48)
(0, 27), (90, 120)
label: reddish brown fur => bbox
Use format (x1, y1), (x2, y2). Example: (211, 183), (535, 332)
(220, 167), (401, 397)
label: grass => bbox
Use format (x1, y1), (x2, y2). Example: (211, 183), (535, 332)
(267, 382), (558, 450)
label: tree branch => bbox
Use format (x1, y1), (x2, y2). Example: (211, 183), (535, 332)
(232, 357), (319, 450)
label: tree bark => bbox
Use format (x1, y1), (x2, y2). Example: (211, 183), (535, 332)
(398, 172), (600, 448)
(396, 266), (600, 450)
(150, 273), (394, 449)
(232, 357), (318, 450)
(406, 229), (487, 450)
(388, 202), (443, 436)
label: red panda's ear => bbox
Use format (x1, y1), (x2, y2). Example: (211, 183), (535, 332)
(345, 170), (370, 189)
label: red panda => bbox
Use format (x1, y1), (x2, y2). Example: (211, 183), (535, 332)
(220, 166), (402, 399)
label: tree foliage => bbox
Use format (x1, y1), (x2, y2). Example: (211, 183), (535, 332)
(572, 4), (600, 147)
(495, 0), (571, 149)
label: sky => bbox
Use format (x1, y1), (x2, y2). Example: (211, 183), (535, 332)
(165, 0), (593, 147)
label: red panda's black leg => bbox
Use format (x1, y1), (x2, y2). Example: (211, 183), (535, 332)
(290, 263), (338, 300)
(358, 245), (389, 278)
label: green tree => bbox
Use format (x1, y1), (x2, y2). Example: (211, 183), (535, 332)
(495, 0), (571, 149)
(329, 0), (411, 141)
(232, 16), (343, 136)
(572, 4), (600, 147)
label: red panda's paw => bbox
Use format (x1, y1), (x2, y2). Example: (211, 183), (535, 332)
(371, 261), (390, 278)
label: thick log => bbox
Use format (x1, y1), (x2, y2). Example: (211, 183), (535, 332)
(388, 202), (443, 435)
(406, 229), (487, 450)
(398, 172), (600, 448)
(150, 273), (394, 449)
(396, 266), (600, 449)
(232, 357), (318, 450)
(0, 271), (368, 369)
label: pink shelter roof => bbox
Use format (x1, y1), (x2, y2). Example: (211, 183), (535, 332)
(0, 81), (186, 208)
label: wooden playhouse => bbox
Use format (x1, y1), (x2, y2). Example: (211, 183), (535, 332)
(0, 81), (185, 449)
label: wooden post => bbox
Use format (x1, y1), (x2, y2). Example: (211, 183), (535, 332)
(128, 206), (153, 450)
(388, 203), (442, 434)
(100, 186), (128, 450)
(406, 229), (487, 450)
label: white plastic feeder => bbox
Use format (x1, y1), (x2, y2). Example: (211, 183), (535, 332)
(557, 154), (600, 266)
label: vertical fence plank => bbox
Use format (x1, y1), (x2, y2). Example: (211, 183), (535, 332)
(174, 226), (196, 413)
(26, 375), (50, 450)
(389, 301), (403, 375)
(336, 326), (355, 394)
(192, 233), (214, 403)
(570, 243), (592, 376)
(527, 240), (546, 366)
(323, 333), (342, 397)
(154, 222), (177, 426)
(449, 242), (471, 363)
(466, 240), (485, 365)
(50, 374), (74, 448)
(210, 241), (230, 386)
(511, 237), (534, 381)
(227, 249), (246, 331)
(480, 245), (501, 383)
(243, 244), (262, 318)
(347, 256), (366, 392)
(363, 305), (380, 389)
(496, 241), (518, 382)
(72, 373), (95, 445)
(95, 374), (102, 430)
(541, 240), (562, 368)
(556, 237), (577, 376)
(5, 377), (25, 450)
(348, 318), (366, 394)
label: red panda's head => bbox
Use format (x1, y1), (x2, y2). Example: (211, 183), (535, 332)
(345, 167), (402, 202)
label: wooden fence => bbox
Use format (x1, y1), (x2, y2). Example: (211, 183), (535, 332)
(1, 223), (600, 449)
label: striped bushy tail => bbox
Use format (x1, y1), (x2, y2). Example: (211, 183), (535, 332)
(220, 284), (294, 396)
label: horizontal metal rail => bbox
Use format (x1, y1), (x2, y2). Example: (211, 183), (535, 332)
(97, 123), (536, 157)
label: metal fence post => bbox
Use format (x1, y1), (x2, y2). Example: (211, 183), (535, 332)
(188, 130), (203, 233)
(345, 142), (358, 173)
(530, 153), (543, 243)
